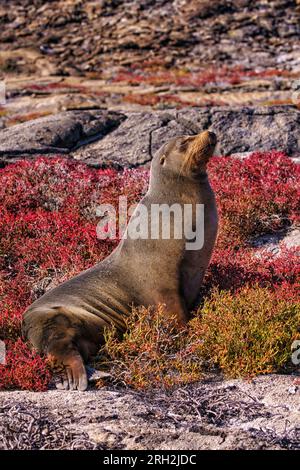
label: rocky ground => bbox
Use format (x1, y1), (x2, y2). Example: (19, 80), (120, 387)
(1, 0), (300, 127)
(0, 0), (300, 452)
(1, 374), (300, 450)
(1, 0), (300, 75)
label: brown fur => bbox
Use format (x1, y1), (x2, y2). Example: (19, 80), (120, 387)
(22, 131), (218, 391)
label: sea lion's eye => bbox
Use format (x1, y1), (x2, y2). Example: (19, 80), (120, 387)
(160, 155), (166, 165)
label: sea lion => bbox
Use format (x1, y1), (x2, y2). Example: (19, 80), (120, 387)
(22, 130), (218, 391)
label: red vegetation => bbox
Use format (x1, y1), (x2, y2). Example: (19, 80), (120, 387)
(7, 111), (52, 126)
(0, 151), (299, 390)
(210, 151), (300, 246)
(0, 339), (51, 391)
(123, 93), (219, 108)
(26, 82), (87, 94)
(113, 66), (297, 88)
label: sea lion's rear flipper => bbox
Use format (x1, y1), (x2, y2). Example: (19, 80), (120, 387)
(23, 306), (98, 391)
(50, 350), (88, 391)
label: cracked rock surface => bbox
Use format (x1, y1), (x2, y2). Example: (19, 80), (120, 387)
(0, 110), (125, 163)
(1, 374), (299, 450)
(0, 106), (299, 167)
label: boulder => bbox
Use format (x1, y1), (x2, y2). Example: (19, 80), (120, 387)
(0, 106), (299, 167)
(0, 109), (126, 163)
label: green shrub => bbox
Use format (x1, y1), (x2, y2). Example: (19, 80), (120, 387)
(100, 287), (300, 389)
(190, 286), (300, 378)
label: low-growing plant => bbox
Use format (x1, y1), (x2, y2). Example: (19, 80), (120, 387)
(0, 339), (51, 391)
(100, 287), (300, 389)
(99, 304), (202, 390)
(112, 66), (295, 88)
(0, 153), (298, 390)
(204, 246), (300, 293)
(7, 111), (52, 127)
(190, 286), (300, 378)
(209, 151), (300, 247)
(123, 93), (215, 108)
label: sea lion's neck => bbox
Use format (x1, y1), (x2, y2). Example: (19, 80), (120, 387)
(149, 169), (209, 199)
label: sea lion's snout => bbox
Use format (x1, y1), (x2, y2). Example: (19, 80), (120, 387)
(188, 131), (217, 160)
(194, 130), (217, 148)
(181, 130), (217, 177)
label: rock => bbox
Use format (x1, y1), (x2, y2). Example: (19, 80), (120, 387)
(72, 105), (300, 166)
(209, 106), (300, 156)
(0, 110), (126, 163)
(1, 374), (300, 450)
(1, 0), (300, 76)
(0, 106), (299, 167)
(86, 367), (112, 383)
(73, 109), (208, 167)
(251, 227), (300, 255)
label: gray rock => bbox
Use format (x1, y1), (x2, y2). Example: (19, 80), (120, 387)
(74, 106), (300, 166)
(73, 109), (211, 167)
(0, 106), (299, 167)
(1, 374), (300, 450)
(74, 111), (174, 168)
(251, 227), (300, 256)
(0, 109), (126, 163)
(210, 106), (300, 156)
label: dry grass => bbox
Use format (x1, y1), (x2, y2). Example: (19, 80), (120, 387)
(100, 287), (300, 389)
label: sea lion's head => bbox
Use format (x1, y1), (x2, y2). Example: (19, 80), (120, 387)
(152, 130), (217, 181)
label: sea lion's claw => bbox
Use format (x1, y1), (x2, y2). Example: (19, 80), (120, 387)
(73, 371), (79, 390)
(54, 373), (69, 390)
(66, 366), (74, 390)
(62, 376), (69, 390)
(67, 353), (88, 391)
(78, 373), (88, 392)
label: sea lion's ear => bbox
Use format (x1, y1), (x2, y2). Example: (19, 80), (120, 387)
(160, 155), (166, 165)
